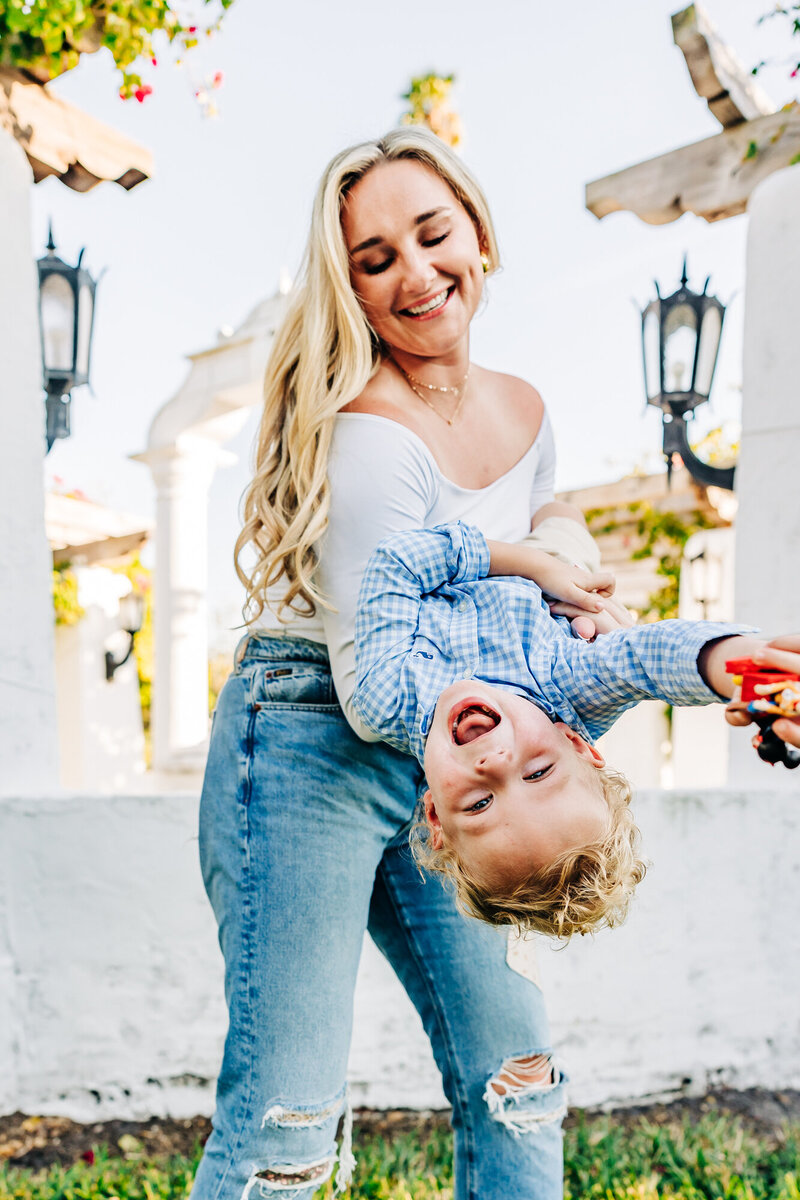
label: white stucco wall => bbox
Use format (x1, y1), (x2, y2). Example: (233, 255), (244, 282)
(54, 567), (147, 791)
(731, 162), (800, 788)
(0, 127), (59, 796)
(0, 786), (797, 1119)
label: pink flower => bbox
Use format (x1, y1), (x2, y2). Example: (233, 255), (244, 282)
(212, 70), (224, 87)
(187, 24), (197, 32)
(151, 56), (158, 66)
(134, 84), (153, 103)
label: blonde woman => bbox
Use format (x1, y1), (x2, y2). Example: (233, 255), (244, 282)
(193, 129), (579, 1200)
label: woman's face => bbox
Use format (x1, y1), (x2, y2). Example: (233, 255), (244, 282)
(341, 159), (486, 359)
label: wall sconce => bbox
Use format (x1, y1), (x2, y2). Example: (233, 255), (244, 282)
(105, 591), (145, 681)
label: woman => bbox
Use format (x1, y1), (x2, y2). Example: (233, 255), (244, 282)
(193, 129), (582, 1200)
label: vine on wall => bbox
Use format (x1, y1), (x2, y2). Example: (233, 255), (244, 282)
(585, 501), (715, 622)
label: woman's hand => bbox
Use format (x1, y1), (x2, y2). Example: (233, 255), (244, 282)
(487, 541), (614, 610)
(547, 594), (636, 639)
(725, 634), (800, 748)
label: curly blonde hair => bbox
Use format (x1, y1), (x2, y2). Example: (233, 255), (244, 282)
(410, 766), (646, 940)
(235, 127), (500, 623)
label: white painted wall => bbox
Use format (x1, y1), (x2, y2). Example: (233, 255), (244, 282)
(673, 527), (736, 789)
(731, 162), (800, 788)
(54, 567), (147, 792)
(0, 127), (59, 796)
(1, 786), (797, 1118)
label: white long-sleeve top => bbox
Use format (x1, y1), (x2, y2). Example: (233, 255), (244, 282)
(252, 408), (556, 738)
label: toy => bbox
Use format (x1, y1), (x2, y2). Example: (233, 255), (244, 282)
(725, 656), (800, 769)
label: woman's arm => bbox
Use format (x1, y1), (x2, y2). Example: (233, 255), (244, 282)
(486, 540), (614, 612)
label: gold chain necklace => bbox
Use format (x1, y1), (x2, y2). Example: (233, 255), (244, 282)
(393, 359), (471, 426)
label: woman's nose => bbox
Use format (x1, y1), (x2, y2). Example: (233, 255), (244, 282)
(401, 248), (437, 294)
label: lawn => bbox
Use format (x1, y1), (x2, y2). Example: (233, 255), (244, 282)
(1, 1105), (799, 1200)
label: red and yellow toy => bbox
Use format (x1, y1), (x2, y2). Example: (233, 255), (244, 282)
(725, 656), (800, 768)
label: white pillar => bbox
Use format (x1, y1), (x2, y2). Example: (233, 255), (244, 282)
(729, 162), (800, 787)
(0, 128), (59, 795)
(144, 443), (219, 772)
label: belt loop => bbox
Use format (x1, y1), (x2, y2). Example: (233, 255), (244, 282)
(234, 634), (251, 667)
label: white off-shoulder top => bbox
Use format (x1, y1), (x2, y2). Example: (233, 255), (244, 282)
(253, 407), (556, 738)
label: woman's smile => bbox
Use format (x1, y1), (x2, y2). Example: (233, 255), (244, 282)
(400, 285), (456, 320)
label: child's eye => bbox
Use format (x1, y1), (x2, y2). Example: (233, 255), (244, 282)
(422, 233), (449, 247)
(466, 795), (492, 813)
(524, 765), (554, 782)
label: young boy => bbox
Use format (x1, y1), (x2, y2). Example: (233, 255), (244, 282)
(352, 521), (766, 939)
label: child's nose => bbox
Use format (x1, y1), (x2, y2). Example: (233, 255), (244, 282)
(474, 746), (511, 773)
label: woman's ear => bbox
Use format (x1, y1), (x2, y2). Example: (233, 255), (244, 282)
(423, 789), (444, 850)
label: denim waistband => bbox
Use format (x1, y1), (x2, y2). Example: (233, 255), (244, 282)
(235, 631), (331, 669)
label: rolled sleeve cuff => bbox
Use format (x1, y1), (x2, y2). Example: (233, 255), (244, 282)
(443, 522), (492, 585)
(664, 621), (759, 704)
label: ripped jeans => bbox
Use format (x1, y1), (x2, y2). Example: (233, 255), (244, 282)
(192, 635), (567, 1200)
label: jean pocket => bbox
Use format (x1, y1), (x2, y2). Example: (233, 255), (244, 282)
(250, 662), (339, 711)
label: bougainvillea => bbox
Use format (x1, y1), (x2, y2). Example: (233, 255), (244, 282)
(0, 0), (235, 101)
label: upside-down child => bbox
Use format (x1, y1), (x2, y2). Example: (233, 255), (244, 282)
(351, 521), (774, 939)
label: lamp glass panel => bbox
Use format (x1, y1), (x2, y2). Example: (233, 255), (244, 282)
(694, 305), (722, 397)
(643, 309), (661, 399)
(118, 591), (145, 634)
(663, 302), (697, 393)
(40, 273), (75, 373)
(75, 282), (94, 379)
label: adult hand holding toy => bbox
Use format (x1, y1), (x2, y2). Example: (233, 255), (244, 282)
(725, 634), (800, 763)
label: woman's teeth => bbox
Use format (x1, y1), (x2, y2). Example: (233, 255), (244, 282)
(406, 288), (450, 316)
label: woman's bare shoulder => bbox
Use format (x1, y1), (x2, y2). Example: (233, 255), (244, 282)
(473, 367), (545, 432)
(340, 363), (401, 415)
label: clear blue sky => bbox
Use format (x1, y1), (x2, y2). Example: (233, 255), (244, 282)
(30, 0), (796, 644)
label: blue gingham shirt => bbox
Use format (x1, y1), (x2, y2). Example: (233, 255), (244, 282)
(353, 522), (755, 765)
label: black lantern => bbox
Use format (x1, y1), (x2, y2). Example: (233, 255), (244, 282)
(36, 226), (98, 452)
(105, 590), (146, 681)
(641, 259), (734, 491)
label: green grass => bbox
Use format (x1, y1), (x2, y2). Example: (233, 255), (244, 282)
(1, 1113), (799, 1200)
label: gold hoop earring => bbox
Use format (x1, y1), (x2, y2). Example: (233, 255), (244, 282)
(480, 252), (490, 274)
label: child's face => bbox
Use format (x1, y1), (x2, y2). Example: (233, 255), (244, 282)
(422, 681), (608, 887)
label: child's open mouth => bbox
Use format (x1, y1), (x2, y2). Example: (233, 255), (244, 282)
(450, 700), (501, 745)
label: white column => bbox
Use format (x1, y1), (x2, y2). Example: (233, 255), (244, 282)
(729, 162), (800, 786)
(144, 443), (220, 772)
(0, 128), (59, 795)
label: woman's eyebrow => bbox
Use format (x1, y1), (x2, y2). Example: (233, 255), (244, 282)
(414, 206), (451, 225)
(350, 206), (453, 256)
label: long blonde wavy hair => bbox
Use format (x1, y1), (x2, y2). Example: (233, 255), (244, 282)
(235, 127), (500, 622)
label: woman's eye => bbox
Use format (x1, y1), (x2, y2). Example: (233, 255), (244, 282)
(363, 258), (393, 276)
(466, 795), (492, 813)
(525, 765), (554, 782)
(422, 233), (449, 247)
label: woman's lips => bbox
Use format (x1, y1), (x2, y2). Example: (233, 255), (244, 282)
(399, 285), (455, 320)
(449, 698), (501, 745)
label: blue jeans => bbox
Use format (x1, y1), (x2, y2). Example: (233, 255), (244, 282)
(193, 634), (566, 1200)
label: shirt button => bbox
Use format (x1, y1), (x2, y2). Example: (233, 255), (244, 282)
(463, 668), (474, 678)
(457, 599), (468, 611)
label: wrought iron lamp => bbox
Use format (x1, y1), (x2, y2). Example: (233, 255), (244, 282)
(105, 590), (146, 681)
(36, 226), (98, 452)
(641, 259), (734, 490)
